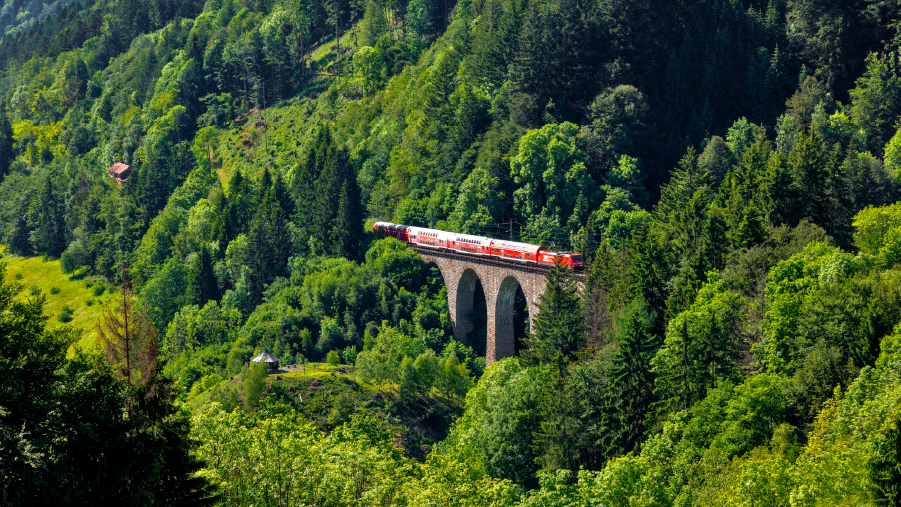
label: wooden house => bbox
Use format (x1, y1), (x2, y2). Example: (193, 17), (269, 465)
(107, 162), (132, 185)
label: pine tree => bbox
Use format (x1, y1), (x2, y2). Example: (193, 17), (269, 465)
(533, 355), (579, 472)
(523, 261), (584, 365)
(140, 140), (176, 221)
(186, 245), (219, 307)
(0, 101), (14, 180)
(509, 0), (547, 96)
(226, 170), (251, 241)
(6, 190), (34, 256)
(333, 167), (364, 260)
(790, 128), (828, 226)
(603, 300), (657, 458)
(629, 229), (669, 330)
(314, 143), (346, 248)
(824, 143), (853, 247)
(270, 170), (294, 217)
(98, 275), (160, 390)
(293, 127), (331, 248)
(28, 176), (66, 257)
(760, 152), (797, 227)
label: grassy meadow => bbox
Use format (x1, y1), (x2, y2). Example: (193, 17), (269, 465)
(1, 246), (112, 354)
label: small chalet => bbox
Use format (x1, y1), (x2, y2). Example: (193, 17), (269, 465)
(251, 350), (280, 370)
(107, 162), (132, 185)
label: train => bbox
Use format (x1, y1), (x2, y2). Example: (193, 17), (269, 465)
(372, 222), (584, 269)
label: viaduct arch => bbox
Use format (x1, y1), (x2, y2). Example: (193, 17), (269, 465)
(412, 245), (555, 366)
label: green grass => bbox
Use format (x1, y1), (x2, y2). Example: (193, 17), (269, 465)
(1, 247), (111, 354)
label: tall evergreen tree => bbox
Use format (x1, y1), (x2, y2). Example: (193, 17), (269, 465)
(533, 356), (579, 472)
(313, 143), (346, 248)
(226, 170), (251, 241)
(332, 167), (364, 260)
(523, 261), (584, 365)
(6, 190), (34, 256)
(28, 176), (66, 257)
(760, 152), (797, 227)
(603, 299), (657, 458)
(270, 170), (295, 217)
(0, 101), (14, 180)
(790, 128), (829, 226)
(186, 245), (219, 307)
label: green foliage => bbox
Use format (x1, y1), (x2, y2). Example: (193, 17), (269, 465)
(439, 358), (550, 487)
(326, 349), (340, 366)
(726, 117), (760, 161)
(0, 261), (214, 504)
(870, 399), (901, 505)
(354, 46), (386, 95)
(524, 263), (584, 365)
(510, 122), (597, 227)
(193, 404), (517, 505)
(652, 273), (744, 419)
(242, 360), (269, 410)
(2, 0), (901, 501)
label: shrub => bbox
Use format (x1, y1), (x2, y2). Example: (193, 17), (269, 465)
(29, 285), (40, 296)
(57, 305), (74, 323)
(49, 286), (60, 294)
(14, 273), (22, 279)
(60, 251), (78, 274)
(93, 285), (106, 296)
(327, 350), (341, 367)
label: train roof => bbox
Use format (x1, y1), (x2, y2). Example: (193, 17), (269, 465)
(454, 233), (491, 243)
(490, 239), (543, 253)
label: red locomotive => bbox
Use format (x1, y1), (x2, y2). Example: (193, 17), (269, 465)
(372, 222), (583, 269)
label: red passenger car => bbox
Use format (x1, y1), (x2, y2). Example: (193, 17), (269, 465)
(372, 222), (583, 269)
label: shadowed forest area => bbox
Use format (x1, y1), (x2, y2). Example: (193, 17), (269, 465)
(3, 0), (901, 504)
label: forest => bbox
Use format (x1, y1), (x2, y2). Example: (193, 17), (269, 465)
(2, 0), (901, 504)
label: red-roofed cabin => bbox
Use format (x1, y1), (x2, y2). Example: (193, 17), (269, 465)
(108, 162), (132, 185)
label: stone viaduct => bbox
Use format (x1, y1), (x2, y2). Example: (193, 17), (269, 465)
(411, 245), (583, 366)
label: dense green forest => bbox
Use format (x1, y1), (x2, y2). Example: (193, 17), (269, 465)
(3, 0), (901, 504)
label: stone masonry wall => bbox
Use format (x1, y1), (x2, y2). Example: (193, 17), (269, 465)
(412, 246), (550, 366)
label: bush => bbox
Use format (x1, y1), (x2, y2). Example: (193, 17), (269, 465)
(327, 350), (341, 367)
(242, 361), (268, 411)
(342, 346), (359, 365)
(14, 272), (22, 279)
(60, 251), (78, 274)
(29, 285), (40, 296)
(49, 286), (60, 294)
(57, 305), (74, 323)
(93, 285), (105, 296)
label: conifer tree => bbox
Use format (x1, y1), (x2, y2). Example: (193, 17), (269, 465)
(226, 170), (251, 241)
(314, 143), (346, 248)
(523, 261), (584, 365)
(186, 245), (219, 307)
(509, 0), (548, 98)
(6, 190), (33, 256)
(293, 127), (331, 246)
(603, 299), (657, 458)
(333, 167), (364, 260)
(761, 152), (797, 227)
(246, 199), (276, 302)
(790, 128), (829, 226)
(270, 170), (294, 217)
(0, 101), (14, 180)
(28, 176), (66, 257)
